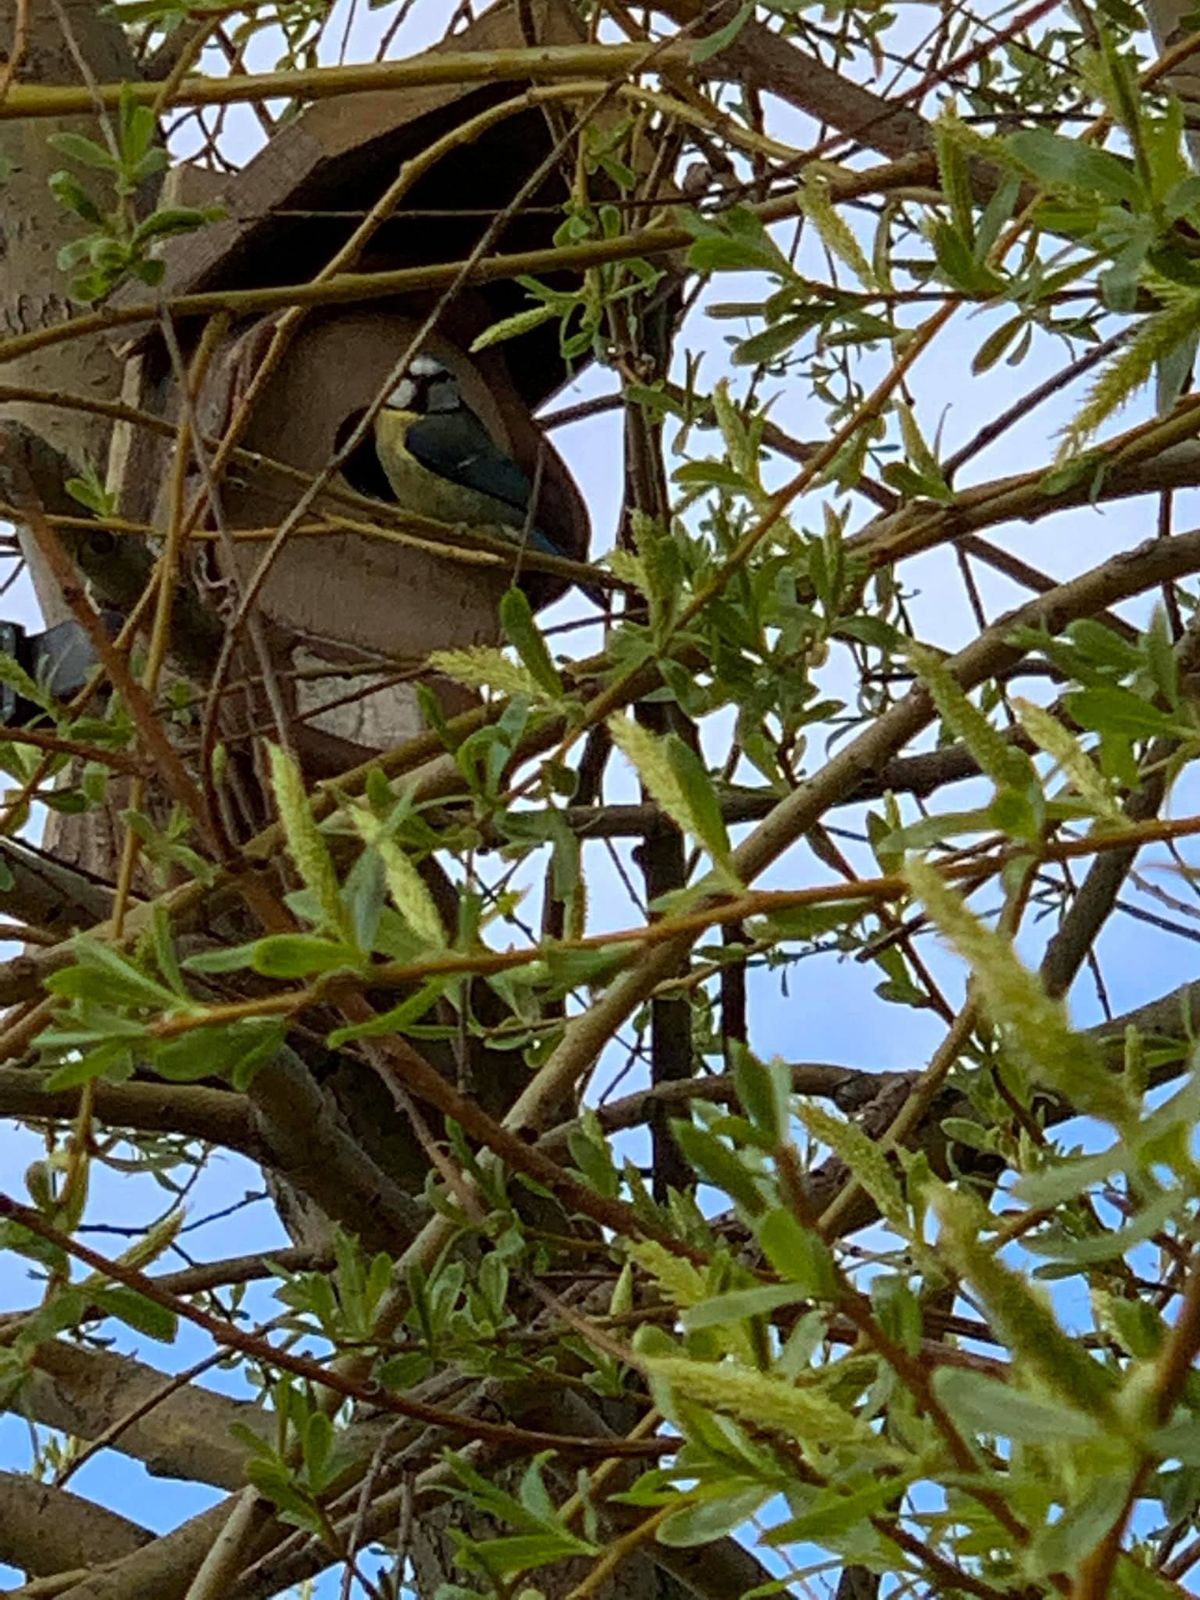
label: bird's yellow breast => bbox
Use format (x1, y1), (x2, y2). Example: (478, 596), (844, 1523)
(372, 409), (525, 536)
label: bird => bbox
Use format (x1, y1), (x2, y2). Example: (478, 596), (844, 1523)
(335, 353), (601, 602)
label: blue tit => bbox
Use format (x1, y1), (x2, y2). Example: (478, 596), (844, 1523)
(338, 354), (599, 602)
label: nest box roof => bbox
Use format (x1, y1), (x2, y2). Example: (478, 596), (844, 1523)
(123, 0), (592, 409)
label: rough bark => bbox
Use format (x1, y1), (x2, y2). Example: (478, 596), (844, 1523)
(0, 0), (136, 621)
(0, 1470), (152, 1579)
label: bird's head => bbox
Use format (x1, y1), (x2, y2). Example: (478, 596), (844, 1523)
(383, 353), (462, 419)
(334, 352), (465, 499)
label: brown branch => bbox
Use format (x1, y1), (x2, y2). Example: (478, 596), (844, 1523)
(0, 1066), (259, 1154)
(662, 0), (934, 162)
(538, 1061), (865, 1153)
(0, 836), (114, 933)
(242, 1043), (424, 1252)
(24, 1339), (267, 1491)
(0, 1470), (151, 1579)
(0, 1042), (420, 1255)
(22, 1498), (242, 1600)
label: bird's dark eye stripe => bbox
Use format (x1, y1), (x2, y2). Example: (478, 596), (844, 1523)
(426, 377), (460, 412)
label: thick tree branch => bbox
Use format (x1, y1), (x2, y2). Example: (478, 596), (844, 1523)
(23, 1340), (268, 1491)
(0, 1470), (151, 1579)
(0, 1067), (259, 1154)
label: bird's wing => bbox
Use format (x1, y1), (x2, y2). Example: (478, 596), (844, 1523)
(393, 406), (599, 596)
(403, 408), (537, 520)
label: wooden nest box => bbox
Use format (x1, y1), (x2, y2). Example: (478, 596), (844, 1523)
(111, 0), (606, 703)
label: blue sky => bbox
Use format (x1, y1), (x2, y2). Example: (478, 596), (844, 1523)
(3, 2), (1197, 1595)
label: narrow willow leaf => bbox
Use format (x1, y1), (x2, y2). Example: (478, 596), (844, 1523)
(935, 111), (976, 245)
(427, 646), (541, 699)
(608, 714), (737, 881)
(801, 172), (877, 289)
(731, 1045), (789, 1144)
(0, 652), (57, 717)
(907, 859), (1130, 1126)
(629, 1240), (708, 1309)
(500, 587), (563, 698)
(931, 1184), (1117, 1420)
(931, 1367), (1102, 1442)
(1060, 293), (1200, 459)
(351, 807), (446, 950)
(1012, 697), (1126, 825)
(691, 0), (752, 61)
(908, 643), (1025, 790)
(249, 934), (360, 978)
(794, 1101), (909, 1236)
(972, 315), (1024, 375)
(267, 744), (349, 941)
(644, 1354), (886, 1452)
(682, 1283), (808, 1331)
(1007, 128), (1140, 203)
(658, 1486), (771, 1548)
(895, 402), (950, 498)
(757, 1207), (839, 1298)
(91, 1285), (177, 1343)
(664, 733), (737, 880)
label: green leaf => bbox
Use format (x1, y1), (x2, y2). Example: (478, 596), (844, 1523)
(47, 131), (118, 171)
(766, 1475), (907, 1544)
(43, 1041), (135, 1089)
(183, 942), (259, 975)
(757, 1207), (840, 1298)
(152, 1019), (284, 1087)
(931, 1367), (1102, 1442)
(671, 1119), (765, 1215)
(682, 1283), (808, 1331)
(1066, 686), (1190, 741)
(665, 733), (736, 879)
(48, 169), (105, 226)
(500, 587), (563, 697)
(131, 204), (223, 244)
(971, 315), (1025, 375)
(732, 312), (823, 367)
(658, 1485), (769, 1546)
(1027, 1468), (1135, 1578)
(1008, 129), (1140, 202)
(47, 938), (177, 1011)
(350, 807), (447, 950)
(0, 649), (57, 719)
(91, 1284), (177, 1343)
(267, 744), (350, 941)
(326, 981), (441, 1046)
(691, 0), (752, 61)
(247, 934), (360, 979)
(731, 1046), (789, 1143)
